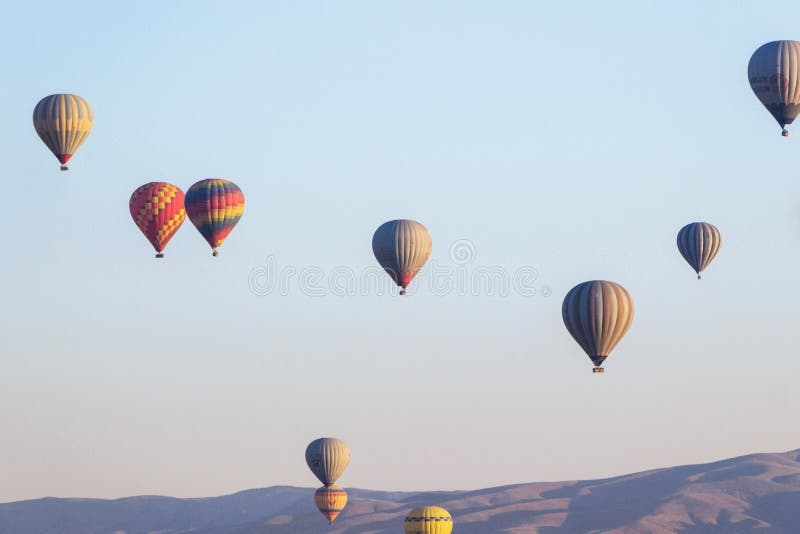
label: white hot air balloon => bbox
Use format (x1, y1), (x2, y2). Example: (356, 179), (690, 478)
(748, 40), (800, 136)
(372, 219), (432, 295)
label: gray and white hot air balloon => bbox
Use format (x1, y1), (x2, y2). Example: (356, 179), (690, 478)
(677, 222), (722, 280)
(372, 219), (432, 295)
(305, 437), (351, 486)
(749, 40), (800, 136)
(562, 280), (634, 373)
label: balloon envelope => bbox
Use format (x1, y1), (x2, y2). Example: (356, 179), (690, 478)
(33, 94), (93, 168)
(305, 438), (350, 486)
(129, 182), (187, 257)
(404, 506), (453, 534)
(184, 179), (245, 256)
(748, 40), (800, 134)
(562, 280), (633, 371)
(677, 222), (721, 279)
(314, 485), (347, 525)
(372, 219), (432, 295)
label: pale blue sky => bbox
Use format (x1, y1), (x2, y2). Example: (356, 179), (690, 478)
(0, 1), (798, 501)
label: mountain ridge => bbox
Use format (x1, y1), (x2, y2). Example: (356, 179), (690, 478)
(1, 449), (798, 533)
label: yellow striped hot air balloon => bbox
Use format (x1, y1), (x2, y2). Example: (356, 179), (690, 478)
(314, 485), (347, 526)
(677, 222), (722, 279)
(33, 94), (93, 170)
(749, 40), (800, 136)
(372, 219), (432, 295)
(562, 280), (633, 373)
(404, 506), (453, 534)
(305, 438), (350, 486)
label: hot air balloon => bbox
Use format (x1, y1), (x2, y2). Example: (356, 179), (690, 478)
(314, 485), (347, 526)
(404, 506), (453, 534)
(305, 438), (350, 486)
(32, 94), (93, 170)
(677, 222), (722, 280)
(129, 182), (187, 258)
(748, 40), (800, 136)
(184, 179), (245, 256)
(372, 219), (432, 295)
(562, 280), (634, 373)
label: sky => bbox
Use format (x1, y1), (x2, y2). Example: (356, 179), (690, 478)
(0, 0), (798, 502)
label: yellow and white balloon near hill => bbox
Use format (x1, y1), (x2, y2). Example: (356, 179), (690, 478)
(404, 506), (453, 534)
(562, 280), (634, 373)
(305, 438), (350, 486)
(372, 219), (432, 295)
(677, 222), (721, 279)
(749, 40), (800, 136)
(314, 485), (347, 526)
(33, 94), (93, 170)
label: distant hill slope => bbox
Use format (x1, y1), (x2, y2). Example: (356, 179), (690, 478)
(1, 450), (798, 533)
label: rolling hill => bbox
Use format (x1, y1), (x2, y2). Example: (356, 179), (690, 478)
(1, 449), (798, 533)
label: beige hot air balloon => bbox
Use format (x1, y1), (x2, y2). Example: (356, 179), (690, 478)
(562, 280), (633, 373)
(33, 94), (93, 170)
(372, 219), (432, 295)
(677, 222), (722, 279)
(404, 506), (453, 534)
(748, 40), (800, 136)
(314, 485), (347, 526)
(305, 438), (350, 486)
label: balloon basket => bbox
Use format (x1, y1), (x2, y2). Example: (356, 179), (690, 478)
(155, 253), (164, 259)
(60, 165), (69, 171)
(592, 367), (605, 374)
(782, 129), (789, 137)
(212, 250), (219, 257)
(399, 289), (407, 295)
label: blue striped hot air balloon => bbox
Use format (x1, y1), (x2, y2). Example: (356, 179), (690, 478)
(677, 222), (722, 280)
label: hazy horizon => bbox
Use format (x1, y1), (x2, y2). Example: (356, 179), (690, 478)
(1, 0), (799, 503)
